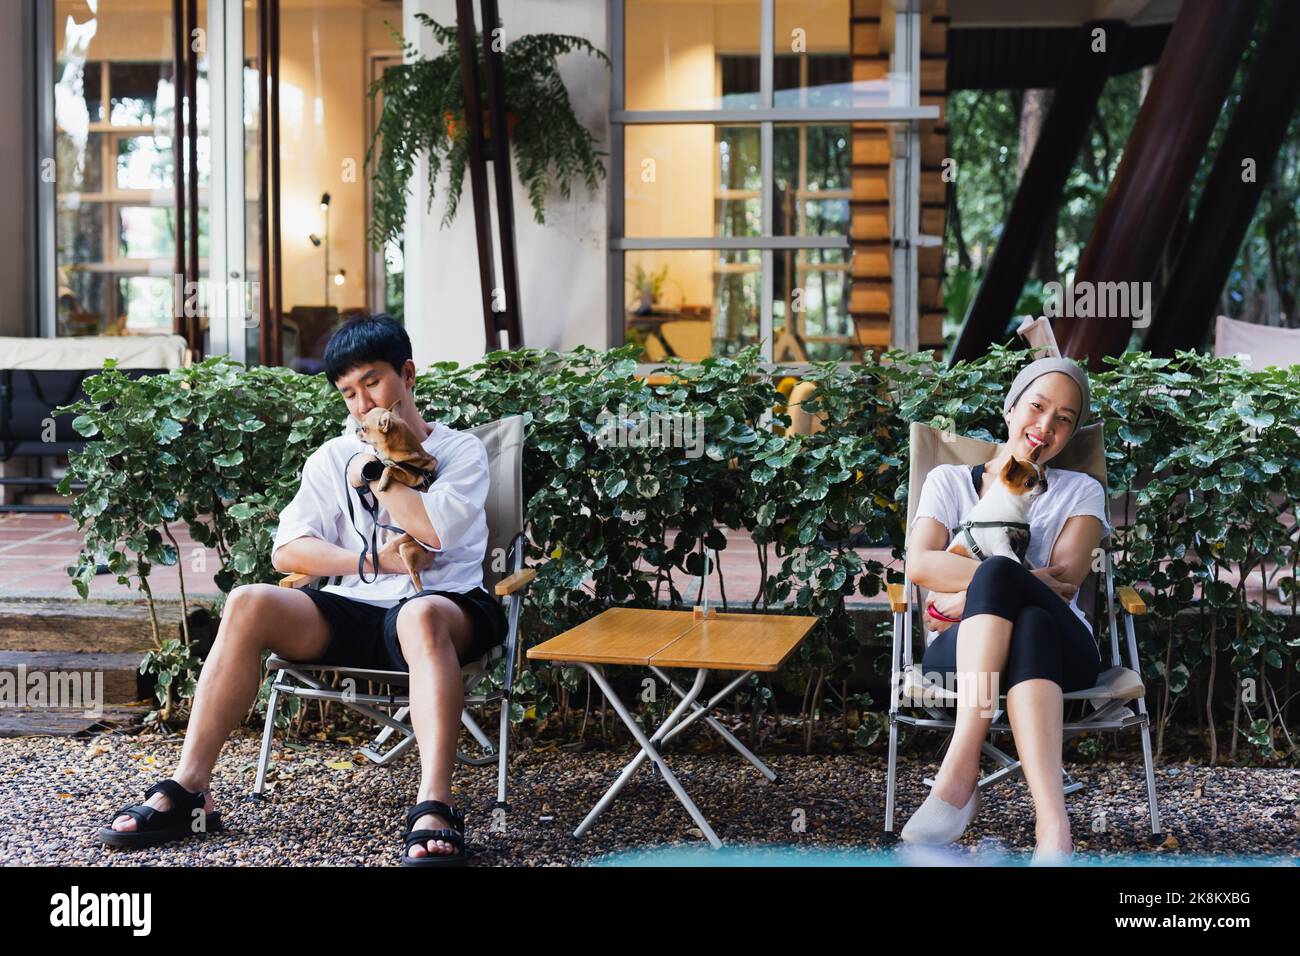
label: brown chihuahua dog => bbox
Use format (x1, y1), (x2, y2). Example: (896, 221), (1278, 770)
(356, 399), (439, 591)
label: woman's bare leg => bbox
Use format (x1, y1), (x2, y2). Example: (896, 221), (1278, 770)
(930, 612), (1011, 808)
(1006, 678), (1071, 853)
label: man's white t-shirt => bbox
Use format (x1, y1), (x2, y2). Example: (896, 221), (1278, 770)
(910, 463), (1113, 634)
(271, 418), (490, 608)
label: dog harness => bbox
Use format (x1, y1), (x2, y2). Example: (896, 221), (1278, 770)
(951, 519), (1031, 562)
(953, 462), (1034, 562)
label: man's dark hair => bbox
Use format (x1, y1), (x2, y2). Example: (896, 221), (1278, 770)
(323, 313), (412, 386)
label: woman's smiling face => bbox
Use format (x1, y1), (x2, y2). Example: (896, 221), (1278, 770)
(1005, 371), (1081, 465)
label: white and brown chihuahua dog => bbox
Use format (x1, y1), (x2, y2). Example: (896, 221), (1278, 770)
(354, 399), (438, 592)
(946, 444), (1048, 566)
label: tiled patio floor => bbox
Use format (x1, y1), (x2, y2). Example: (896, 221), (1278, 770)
(0, 511), (1289, 611)
(0, 513), (223, 600)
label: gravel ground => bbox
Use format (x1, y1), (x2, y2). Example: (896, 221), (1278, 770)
(1, 729), (1296, 866)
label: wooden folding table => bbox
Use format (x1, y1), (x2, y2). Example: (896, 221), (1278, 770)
(527, 606), (818, 848)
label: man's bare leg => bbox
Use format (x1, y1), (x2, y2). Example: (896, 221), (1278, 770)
(394, 596), (476, 858)
(111, 584), (332, 830)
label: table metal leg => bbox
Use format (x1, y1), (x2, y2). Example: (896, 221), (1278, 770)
(649, 666), (776, 781)
(573, 664), (722, 849)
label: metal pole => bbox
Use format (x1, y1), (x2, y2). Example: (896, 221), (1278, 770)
(172, 0), (186, 340)
(480, 0), (522, 347)
(269, 0), (283, 366)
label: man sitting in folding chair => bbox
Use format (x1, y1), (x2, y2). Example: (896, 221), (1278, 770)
(100, 314), (508, 866)
(897, 358), (1118, 862)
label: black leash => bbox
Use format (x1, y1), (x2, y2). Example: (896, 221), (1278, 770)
(344, 452), (409, 583)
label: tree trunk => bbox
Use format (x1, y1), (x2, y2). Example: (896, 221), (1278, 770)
(1018, 89), (1057, 284)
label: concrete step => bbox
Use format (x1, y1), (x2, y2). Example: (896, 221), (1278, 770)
(0, 650), (148, 706)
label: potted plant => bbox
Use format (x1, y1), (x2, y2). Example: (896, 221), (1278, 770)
(366, 13), (610, 249)
(628, 263), (669, 314)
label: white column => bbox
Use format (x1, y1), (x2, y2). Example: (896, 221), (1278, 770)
(403, 0), (610, 369)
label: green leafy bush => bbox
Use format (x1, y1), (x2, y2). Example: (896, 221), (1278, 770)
(56, 346), (1300, 764)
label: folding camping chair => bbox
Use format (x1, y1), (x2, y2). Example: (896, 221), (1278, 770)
(883, 419), (1163, 835)
(1213, 314), (1300, 370)
(253, 414), (532, 808)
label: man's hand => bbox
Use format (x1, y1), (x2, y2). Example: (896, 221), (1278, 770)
(375, 531), (435, 577)
(347, 450), (379, 489)
(923, 589), (966, 633)
(1031, 564), (1079, 603)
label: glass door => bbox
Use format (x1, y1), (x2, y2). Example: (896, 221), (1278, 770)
(42, 0), (402, 363)
(44, 0), (264, 363)
(49, 0), (210, 341)
(206, 0), (262, 364)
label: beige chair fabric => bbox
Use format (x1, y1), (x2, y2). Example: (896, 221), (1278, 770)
(0, 334), (189, 370)
(1213, 314), (1300, 370)
(1015, 315), (1062, 358)
(465, 415), (526, 595)
(904, 419), (1107, 548)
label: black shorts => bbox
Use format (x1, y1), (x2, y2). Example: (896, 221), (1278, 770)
(300, 586), (508, 672)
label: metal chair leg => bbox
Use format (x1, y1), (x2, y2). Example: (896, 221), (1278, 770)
(885, 718), (899, 832)
(367, 705), (410, 751)
(253, 676), (285, 797)
(496, 692), (510, 807)
(1139, 715), (1162, 834)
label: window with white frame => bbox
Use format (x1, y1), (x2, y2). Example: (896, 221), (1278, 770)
(52, 41), (210, 337)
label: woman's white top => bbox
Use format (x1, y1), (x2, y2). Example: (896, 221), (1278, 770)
(271, 419), (490, 607)
(910, 464), (1113, 634)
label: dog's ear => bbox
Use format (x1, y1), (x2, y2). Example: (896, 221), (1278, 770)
(378, 410), (393, 433)
(1028, 442), (1043, 464)
(387, 399), (401, 414)
(1003, 456), (1024, 480)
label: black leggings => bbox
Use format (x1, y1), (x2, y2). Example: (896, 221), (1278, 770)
(921, 555), (1102, 694)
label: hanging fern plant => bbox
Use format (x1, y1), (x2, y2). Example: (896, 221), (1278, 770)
(366, 13), (610, 250)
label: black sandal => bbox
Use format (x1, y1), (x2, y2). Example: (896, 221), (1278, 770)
(98, 779), (223, 849)
(401, 800), (467, 867)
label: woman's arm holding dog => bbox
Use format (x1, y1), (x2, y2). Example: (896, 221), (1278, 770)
(1047, 513), (1103, 592)
(907, 517), (982, 592)
(911, 514), (1085, 606)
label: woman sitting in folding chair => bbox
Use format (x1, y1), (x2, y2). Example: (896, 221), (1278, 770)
(901, 358), (1110, 862)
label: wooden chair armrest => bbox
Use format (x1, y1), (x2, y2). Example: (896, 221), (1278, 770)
(279, 573), (320, 589)
(887, 582), (909, 614)
(1117, 585), (1147, 616)
(495, 567), (537, 596)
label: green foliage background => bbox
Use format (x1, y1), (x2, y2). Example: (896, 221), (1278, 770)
(57, 346), (1300, 764)
(946, 16), (1300, 347)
